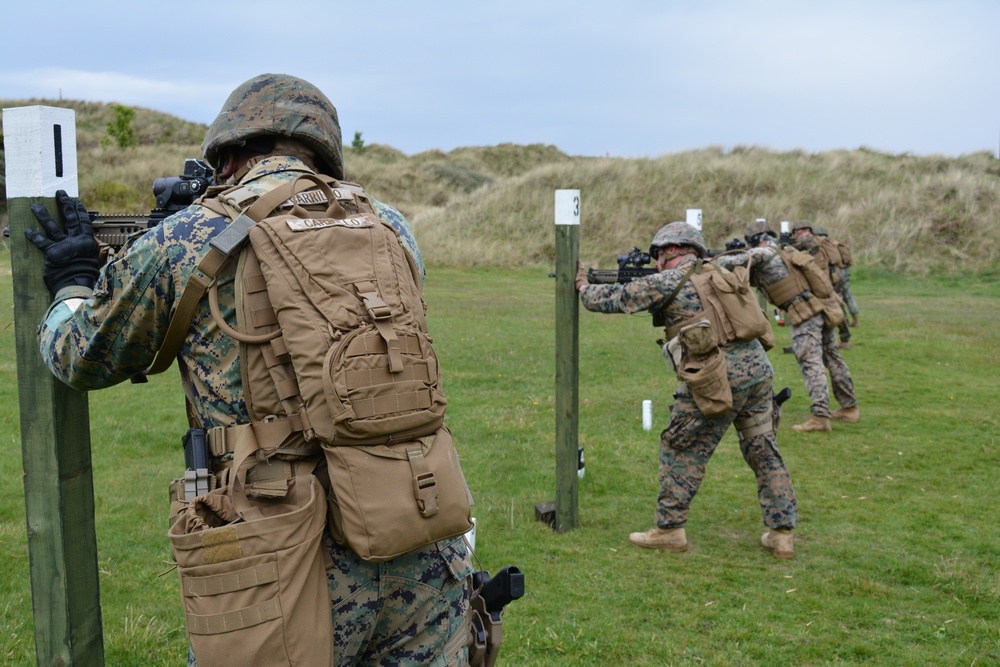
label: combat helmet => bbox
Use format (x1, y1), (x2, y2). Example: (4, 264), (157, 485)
(814, 225), (829, 237)
(202, 73), (344, 179)
(744, 219), (777, 245)
(649, 221), (707, 259)
(791, 220), (814, 234)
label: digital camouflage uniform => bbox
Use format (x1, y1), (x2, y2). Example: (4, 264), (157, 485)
(715, 240), (857, 419)
(579, 257), (798, 532)
(37, 155), (471, 667)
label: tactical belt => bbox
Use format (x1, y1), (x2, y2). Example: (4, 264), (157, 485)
(205, 419), (309, 458)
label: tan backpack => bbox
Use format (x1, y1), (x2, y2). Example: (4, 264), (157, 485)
(158, 170), (471, 562)
(663, 260), (774, 349)
(836, 240), (853, 267)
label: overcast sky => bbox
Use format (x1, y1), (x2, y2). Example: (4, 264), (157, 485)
(2, 0), (998, 158)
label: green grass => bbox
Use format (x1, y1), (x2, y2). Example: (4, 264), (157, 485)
(1, 253), (999, 665)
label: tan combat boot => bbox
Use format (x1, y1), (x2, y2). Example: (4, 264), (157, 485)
(831, 406), (860, 423)
(629, 527), (688, 552)
(791, 416), (832, 432)
(761, 528), (794, 559)
(851, 314), (859, 328)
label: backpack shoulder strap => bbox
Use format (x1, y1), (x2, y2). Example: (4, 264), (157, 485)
(136, 179), (308, 380)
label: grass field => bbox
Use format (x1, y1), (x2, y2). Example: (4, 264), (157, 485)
(1, 255), (999, 665)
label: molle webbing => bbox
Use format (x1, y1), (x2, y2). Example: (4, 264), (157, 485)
(763, 274), (805, 309)
(759, 247), (815, 308)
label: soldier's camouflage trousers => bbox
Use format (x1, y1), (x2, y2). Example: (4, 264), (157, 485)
(791, 314), (857, 418)
(656, 376), (798, 531)
(840, 268), (860, 316)
(327, 535), (473, 667)
(187, 534), (473, 667)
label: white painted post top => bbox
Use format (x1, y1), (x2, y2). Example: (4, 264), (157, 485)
(2, 105), (78, 198)
(686, 208), (702, 231)
(555, 190), (580, 225)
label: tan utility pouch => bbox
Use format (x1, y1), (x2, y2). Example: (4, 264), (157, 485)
(676, 322), (732, 418)
(678, 348), (732, 417)
(821, 295), (846, 329)
(678, 320), (717, 357)
(322, 425), (473, 562)
(784, 295), (823, 326)
(168, 428), (333, 666)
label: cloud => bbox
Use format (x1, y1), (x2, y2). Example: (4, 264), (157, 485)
(0, 68), (229, 120)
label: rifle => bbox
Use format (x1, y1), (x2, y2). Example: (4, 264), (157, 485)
(89, 158), (214, 250)
(586, 246), (657, 284)
(469, 566), (525, 667)
(705, 237), (747, 258)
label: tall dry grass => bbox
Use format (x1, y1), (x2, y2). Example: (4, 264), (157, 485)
(414, 146), (1000, 274)
(2, 99), (998, 275)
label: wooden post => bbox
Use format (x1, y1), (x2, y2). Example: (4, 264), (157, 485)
(3, 105), (105, 666)
(553, 189), (580, 532)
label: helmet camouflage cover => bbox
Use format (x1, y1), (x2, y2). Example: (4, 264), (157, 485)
(791, 220), (814, 233)
(649, 221), (708, 258)
(745, 219), (776, 239)
(814, 225), (829, 237)
(202, 73), (344, 179)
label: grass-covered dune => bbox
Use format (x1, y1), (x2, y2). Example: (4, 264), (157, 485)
(3, 99), (998, 275)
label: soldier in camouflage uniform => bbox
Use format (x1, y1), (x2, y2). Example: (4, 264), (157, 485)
(717, 220), (859, 431)
(814, 225), (860, 345)
(578, 222), (798, 559)
(26, 73), (470, 667)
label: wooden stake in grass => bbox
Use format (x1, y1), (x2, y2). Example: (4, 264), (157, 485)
(3, 104), (105, 666)
(553, 189), (580, 532)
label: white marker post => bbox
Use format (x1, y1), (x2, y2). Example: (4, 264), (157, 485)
(553, 189), (580, 532)
(686, 208), (702, 231)
(642, 399), (653, 431)
(4, 105), (105, 665)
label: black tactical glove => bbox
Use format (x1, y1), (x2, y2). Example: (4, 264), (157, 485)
(25, 190), (101, 293)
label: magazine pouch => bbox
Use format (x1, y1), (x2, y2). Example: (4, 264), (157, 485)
(821, 294), (846, 329)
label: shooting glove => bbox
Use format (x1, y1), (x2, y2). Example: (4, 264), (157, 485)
(575, 261), (589, 292)
(25, 190), (101, 293)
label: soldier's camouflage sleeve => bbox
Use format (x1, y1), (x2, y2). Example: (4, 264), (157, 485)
(37, 206), (230, 393)
(373, 199), (425, 285)
(710, 252), (750, 271)
(38, 230), (175, 390)
(580, 271), (687, 315)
